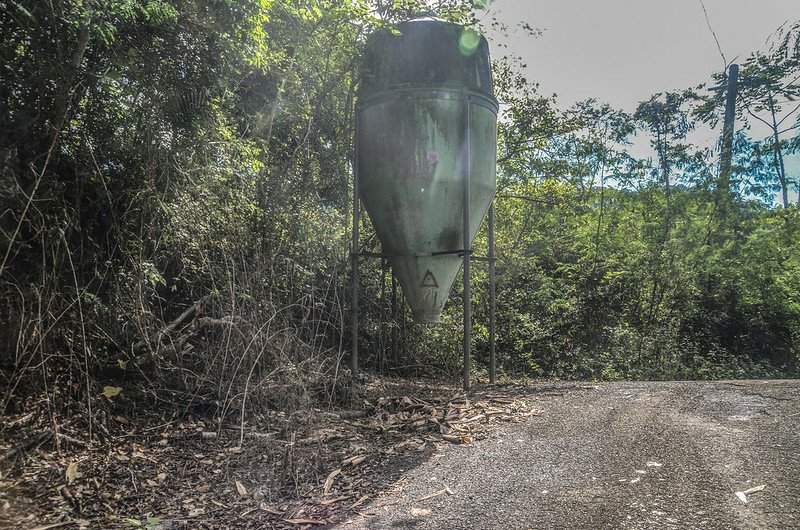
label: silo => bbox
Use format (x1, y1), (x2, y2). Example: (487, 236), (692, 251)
(356, 15), (498, 324)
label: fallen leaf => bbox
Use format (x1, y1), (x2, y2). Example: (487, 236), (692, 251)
(65, 462), (77, 485)
(342, 455), (366, 467)
(236, 479), (248, 498)
(349, 495), (369, 509)
(417, 489), (448, 502)
(461, 413), (486, 424)
(323, 468), (341, 494)
(28, 523), (76, 530)
(283, 518), (326, 525)
(320, 496), (348, 505)
(59, 486), (78, 510)
(102, 386), (123, 399)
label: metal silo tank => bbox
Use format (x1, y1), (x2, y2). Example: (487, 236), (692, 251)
(357, 16), (498, 324)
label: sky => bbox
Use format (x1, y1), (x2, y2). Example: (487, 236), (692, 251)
(486, 0), (799, 111)
(482, 0), (800, 201)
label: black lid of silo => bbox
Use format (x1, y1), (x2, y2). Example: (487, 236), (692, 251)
(360, 16), (495, 99)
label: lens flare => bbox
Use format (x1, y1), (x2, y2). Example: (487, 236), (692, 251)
(459, 28), (481, 56)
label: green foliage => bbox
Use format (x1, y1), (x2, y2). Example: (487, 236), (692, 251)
(125, 517), (162, 530)
(0, 1), (797, 421)
(695, 21), (800, 207)
(0, 0), (378, 412)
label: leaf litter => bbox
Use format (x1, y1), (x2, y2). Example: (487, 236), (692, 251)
(0, 377), (543, 528)
(735, 484), (767, 504)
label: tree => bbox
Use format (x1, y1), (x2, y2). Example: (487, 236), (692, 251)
(736, 21), (800, 207)
(634, 91), (695, 193)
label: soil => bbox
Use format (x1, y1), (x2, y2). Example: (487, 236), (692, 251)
(337, 380), (800, 530)
(0, 377), (528, 529)
(2, 379), (798, 529)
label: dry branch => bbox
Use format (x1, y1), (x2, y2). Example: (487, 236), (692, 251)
(131, 294), (213, 357)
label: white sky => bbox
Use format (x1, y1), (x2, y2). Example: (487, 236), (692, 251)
(487, 0), (799, 111)
(484, 0), (800, 200)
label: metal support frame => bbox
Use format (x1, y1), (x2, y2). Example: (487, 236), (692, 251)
(350, 99), (497, 390)
(488, 202), (496, 384)
(462, 93), (472, 391)
(350, 111), (361, 379)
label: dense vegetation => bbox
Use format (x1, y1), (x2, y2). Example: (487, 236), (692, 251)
(1, 0), (798, 423)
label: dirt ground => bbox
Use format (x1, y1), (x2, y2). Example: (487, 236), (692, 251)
(338, 380), (800, 530)
(0, 377), (535, 529)
(2, 379), (798, 529)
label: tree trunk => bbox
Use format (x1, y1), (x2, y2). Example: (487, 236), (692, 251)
(768, 94), (789, 207)
(50, 14), (91, 146)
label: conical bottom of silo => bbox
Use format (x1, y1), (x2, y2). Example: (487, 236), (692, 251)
(390, 255), (462, 324)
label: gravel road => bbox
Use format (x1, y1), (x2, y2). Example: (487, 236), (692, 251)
(338, 380), (800, 529)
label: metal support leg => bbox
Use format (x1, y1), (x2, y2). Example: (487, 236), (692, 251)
(462, 94), (471, 391)
(488, 201), (496, 384)
(379, 261), (387, 374)
(391, 272), (398, 364)
(400, 290), (407, 366)
(351, 113), (360, 379)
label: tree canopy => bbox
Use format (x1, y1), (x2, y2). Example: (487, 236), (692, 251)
(1, 1), (799, 426)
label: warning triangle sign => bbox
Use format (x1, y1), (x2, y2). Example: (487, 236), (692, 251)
(421, 270), (438, 288)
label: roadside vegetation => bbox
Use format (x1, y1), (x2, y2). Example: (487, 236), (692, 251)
(0, 0), (798, 526)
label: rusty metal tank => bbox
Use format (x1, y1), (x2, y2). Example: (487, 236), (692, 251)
(357, 15), (497, 324)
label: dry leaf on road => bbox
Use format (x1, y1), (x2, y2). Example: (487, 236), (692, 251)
(342, 455), (366, 467)
(735, 491), (748, 504)
(417, 487), (453, 502)
(323, 468), (341, 494)
(283, 518), (326, 525)
(65, 462), (77, 485)
(320, 496), (348, 506)
(349, 495), (369, 509)
(736, 484), (766, 504)
(235, 479), (248, 498)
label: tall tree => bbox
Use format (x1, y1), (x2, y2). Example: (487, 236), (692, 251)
(634, 91), (695, 192)
(736, 21), (800, 207)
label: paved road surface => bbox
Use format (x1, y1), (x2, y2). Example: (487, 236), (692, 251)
(339, 380), (800, 529)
